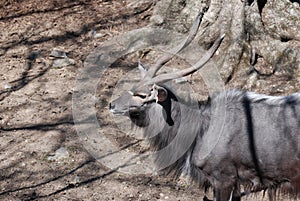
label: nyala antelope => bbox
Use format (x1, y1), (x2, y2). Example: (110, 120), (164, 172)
(110, 11), (300, 201)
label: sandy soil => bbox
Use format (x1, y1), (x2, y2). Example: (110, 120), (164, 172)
(0, 1), (205, 200)
(0, 1), (298, 201)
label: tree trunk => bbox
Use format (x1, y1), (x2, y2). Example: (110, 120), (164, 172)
(150, 0), (300, 94)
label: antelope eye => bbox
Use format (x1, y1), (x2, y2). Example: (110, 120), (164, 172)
(135, 94), (147, 99)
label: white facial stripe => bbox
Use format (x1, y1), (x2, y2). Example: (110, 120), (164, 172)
(128, 91), (134, 95)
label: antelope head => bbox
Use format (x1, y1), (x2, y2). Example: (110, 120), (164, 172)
(109, 11), (224, 127)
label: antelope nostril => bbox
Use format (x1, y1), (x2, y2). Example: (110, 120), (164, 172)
(109, 103), (114, 110)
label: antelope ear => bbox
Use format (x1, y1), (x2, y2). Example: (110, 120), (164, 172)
(138, 61), (147, 78)
(157, 87), (168, 102)
(152, 84), (168, 103)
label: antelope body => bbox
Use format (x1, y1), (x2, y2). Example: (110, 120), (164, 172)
(109, 11), (300, 201)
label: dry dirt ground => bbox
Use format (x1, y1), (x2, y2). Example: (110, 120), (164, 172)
(0, 1), (298, 201)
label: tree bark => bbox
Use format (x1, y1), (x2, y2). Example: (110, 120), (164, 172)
(150, 0), (300, 94)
